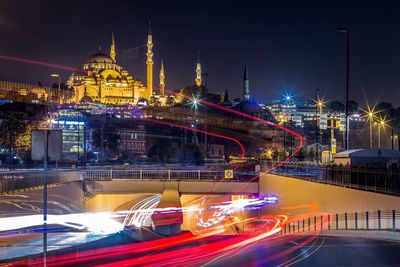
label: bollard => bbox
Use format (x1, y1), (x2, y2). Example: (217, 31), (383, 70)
(314, 216), (317, 231)
(303, 219), (305, 232)
(378, 210), (381, 230)
(292, 223), (295, 233)
(308, 217), (311, 231)
(393, 210), (396, 231)
(355, 212), (358, 230)
(336, 214), (339, 230)
(345, 213), (348, 230)
(288, 223), (291, 234)
(321, 215), (323, 230)
(366, 211), (369, 230)
(328, 214), (331, 230)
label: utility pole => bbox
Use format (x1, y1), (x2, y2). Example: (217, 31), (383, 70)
(43, 130), (48, 266)
(203, 72), (209, 163)
(315, 89), (320, 163)
(77, 115), (80, 165)
(9, 122), (13, 171)
(334, 27), (350, 150)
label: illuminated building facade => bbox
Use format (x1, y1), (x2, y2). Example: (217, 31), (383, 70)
(0, 81), (50, 103)
(117, 126), (147, 158)
(52, 109), (90, 161)
(68, 32), (152, 105)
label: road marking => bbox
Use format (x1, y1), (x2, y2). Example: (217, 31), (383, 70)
(280, 236), (325, 267)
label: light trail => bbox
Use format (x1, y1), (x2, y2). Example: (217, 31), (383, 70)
(0, 54), (87, 74)
(122, 195), (161, 227)
(143, 117), (245, 170)
(0, 212), (124, 235)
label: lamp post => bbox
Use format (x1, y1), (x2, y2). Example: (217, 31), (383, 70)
(317, 99), (324, 148)
(50, 74), (61, 105)
(315, 89), (320, 162)
(334, 27), (350, 150)
(378, 120), (385, 149)
(368, 111), (374, 149)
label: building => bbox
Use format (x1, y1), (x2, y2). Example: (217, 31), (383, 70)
(51, 108), (90, 161)
(333, 149), (400, 167)
(0, 81), (50, 104)
(67, 30), (154, 106)
(118, 126), (147, 158)
(232, 65), (274, 121)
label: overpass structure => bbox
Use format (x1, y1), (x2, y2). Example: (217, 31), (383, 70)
(0, 168), (259, 236)
(83, 169), (259, 195)
(83, 169), (259, 235)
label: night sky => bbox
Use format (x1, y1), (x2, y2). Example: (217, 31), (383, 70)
(1, 0), (400, 107)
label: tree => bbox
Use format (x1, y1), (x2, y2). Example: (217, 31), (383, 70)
(348, 100), (359, 113)
(375, 102), (397, 149)
(327, 100), (345, 112)
(376, 102), (396, 121)
(92, 126), (120, 157)
(14, 123), (33, 152)
(147, 141), (179, 163)
(179, 143), (201, 164)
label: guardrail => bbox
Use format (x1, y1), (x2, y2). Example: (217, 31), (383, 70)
(281, 210), (400, 234)
(262, 161), (400, 196)
(83, 169), (259, 181)
(0, 170), (82, 194)
(0, 168), (259, 194)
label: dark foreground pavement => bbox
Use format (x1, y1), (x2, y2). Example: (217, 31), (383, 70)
(203, 235), (400, 267)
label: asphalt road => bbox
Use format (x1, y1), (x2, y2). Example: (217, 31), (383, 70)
(201, 235), (400, 267)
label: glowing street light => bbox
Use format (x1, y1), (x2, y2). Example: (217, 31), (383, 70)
(377, 119), (386, 149)
(366, 108), (376, 149)
(282, 93), (293, 104)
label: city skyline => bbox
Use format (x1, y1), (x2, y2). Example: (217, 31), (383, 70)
(1, 1), (400, 106)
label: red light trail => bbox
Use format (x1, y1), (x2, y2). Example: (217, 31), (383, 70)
(0, 54), (87, 74)
(143, 117), (245, 170)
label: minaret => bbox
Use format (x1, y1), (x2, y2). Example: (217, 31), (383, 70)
(159, 60), (165, 96)
(243, 64), (250, 101)
(146, 23), (154, 99)
(110, 32), (116, 61)
(195, 53), (202, 87)
(223, 89), (229, 102)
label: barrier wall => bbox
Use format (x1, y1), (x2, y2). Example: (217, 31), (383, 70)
(260, 173), (400, 216)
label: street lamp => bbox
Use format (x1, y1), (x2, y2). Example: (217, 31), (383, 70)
(367, 109), (375, 149)
(315, 89), (320, 162)
(334, 26), (350, 150)
(316, 98), (325, 160)
(50, 73), (61, 105)
(378, 119), (386, 149)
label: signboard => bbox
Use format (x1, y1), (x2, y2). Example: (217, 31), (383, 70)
(331, 138), (337, 154)
(31, 130), (63, 161)
(339, 116), (346, 132)
(319, 114), (328, 130)
(224, 170), (234, 179)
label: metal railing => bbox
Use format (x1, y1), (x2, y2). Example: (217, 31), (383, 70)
(0, 170), (82, 194)
(281, 210), (400, 234)
(263, 162), (400, 196)
(0, 168), (259, 194)
(83, 169), (259, 182)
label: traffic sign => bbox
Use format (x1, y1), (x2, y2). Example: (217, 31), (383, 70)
(224, 170), (234, 179)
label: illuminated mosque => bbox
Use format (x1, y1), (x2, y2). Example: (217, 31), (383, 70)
(67, 28), (163, 105)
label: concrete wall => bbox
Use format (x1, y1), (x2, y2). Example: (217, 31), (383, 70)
(260, 173), (400, 215)
(86, 180), (258, 195)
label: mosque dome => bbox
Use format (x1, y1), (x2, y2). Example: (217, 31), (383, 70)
(233, 100), (275, 121)
(233, 100), (263, 114)
(86, 51), (114, 64)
